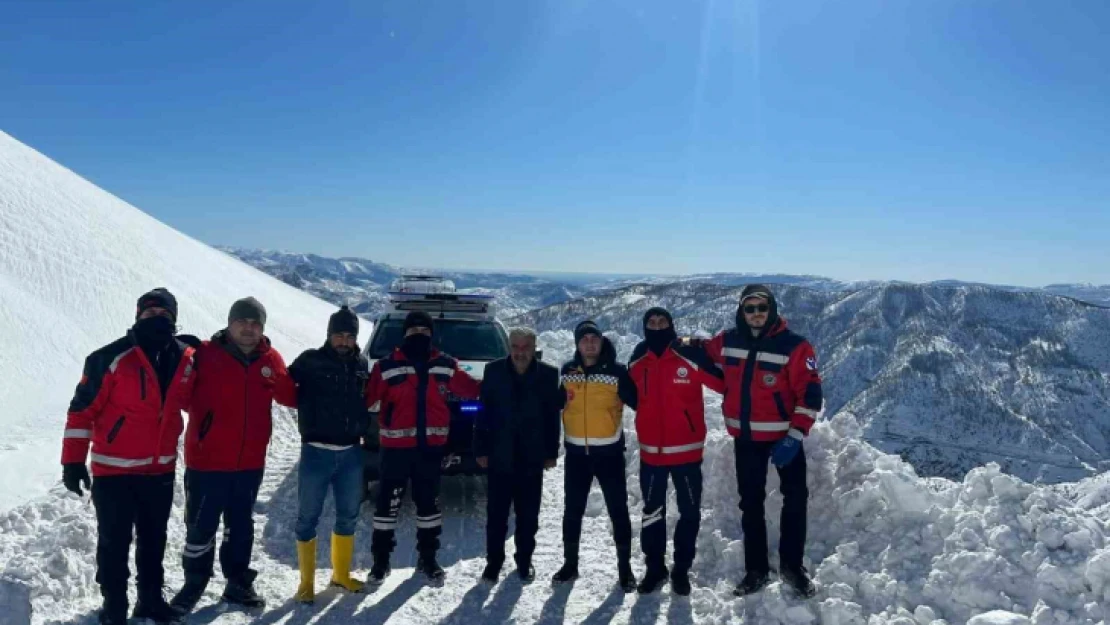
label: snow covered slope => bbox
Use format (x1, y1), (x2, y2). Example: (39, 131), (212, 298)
(0, 130), (337, 510)
(511, 283), (1110, 483)
(4, 332), (1108, 624)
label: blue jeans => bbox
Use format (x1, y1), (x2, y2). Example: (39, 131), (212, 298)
(296, 444), (363, 542)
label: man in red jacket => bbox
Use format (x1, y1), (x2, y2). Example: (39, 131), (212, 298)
(364, 311), (481, 586)
(703, 285), (822, 598)
(628, 307), (724, 597)
(61, 288), (198, 625)
(170, 297), (296, 614)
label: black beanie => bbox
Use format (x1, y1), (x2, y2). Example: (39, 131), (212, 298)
(327, 305), (359, 337)
(403, 311), (435, 335)
(228, 296), (267, 326)
(642, 307), (674, 331)
(574, 320), (602, 343)
(136, 288), (178, 322)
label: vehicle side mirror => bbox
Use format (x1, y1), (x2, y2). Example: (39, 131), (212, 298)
(535, 350), (544, 362)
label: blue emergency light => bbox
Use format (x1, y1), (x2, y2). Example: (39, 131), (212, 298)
(459, 402), (482, 413)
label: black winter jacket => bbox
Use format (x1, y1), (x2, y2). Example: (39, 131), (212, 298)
(289, 345), (371, 446)
(476, 357), (564, 474)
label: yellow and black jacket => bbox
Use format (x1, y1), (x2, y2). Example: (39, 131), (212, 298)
(560, 337), (638, 456)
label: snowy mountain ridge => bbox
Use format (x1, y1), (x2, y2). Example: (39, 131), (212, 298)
(510, 282), (1110, 484)
(218, 246), (586, 318)
(223, 248), (1110, 315)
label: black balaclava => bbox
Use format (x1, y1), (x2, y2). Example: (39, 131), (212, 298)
(133, 315), (175, 351)
(643, 307), (677, 356)
(132, 288), (178, 352)
(401, 311), (434, 362)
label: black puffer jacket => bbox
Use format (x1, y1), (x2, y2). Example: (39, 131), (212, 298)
(289, 344), (371, 446)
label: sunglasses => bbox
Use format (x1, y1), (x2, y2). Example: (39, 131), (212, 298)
(743, 304), (770, 314)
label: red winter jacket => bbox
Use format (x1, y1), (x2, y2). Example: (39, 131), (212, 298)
(62, 335), (197, 477)
(184, 333), (297, 472)
(704, 318), (823, 442)
(629, 342), (725, 465)
(366, 349), (481, 449)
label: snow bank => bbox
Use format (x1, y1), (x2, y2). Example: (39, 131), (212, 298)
(0, 130), (337, 509)
(538, 331), (1110, 624)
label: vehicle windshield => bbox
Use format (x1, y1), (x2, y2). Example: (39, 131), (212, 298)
(368, 318), (508, 361)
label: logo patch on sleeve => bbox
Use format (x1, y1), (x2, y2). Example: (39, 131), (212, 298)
(806, 356), (818, 371)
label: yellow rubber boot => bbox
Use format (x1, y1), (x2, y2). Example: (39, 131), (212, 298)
(294, 538), (317, 603)
(330, 533), (366, 593)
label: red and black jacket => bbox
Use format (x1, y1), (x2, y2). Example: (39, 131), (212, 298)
(184, 332), (297, 472)
(704, 317), (823, 442)
(366, 349), (481, 449)
(629, 341), (725, 465)
(62, 333), (198, 477)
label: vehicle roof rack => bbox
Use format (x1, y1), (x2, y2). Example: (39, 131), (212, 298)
(390, 274), (456, 295)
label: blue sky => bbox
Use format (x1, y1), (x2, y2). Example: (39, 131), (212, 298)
(2, 0), (1108, 286)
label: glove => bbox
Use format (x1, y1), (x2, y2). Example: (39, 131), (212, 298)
(63, 463), (91, 497)
(771, 430), (804, 468)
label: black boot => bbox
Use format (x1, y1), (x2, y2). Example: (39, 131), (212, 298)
(515, 555), (535, 583)
(617, 560), (636, 593)
(734, 569), (772, 596)
(636, 564), (668, 594)
(417, 552), (445, 585)
(133, 590), (180, 624)
(481, 556), (503, 584)
(670, 568), (691, 597)
(169, 573), (209, 615)
(98, 590), (128, 625)
(551, 542), (579, 585)
(368, 551), (391, 587)
(780, 565), (816, 598)
(222, 569), (265, 608)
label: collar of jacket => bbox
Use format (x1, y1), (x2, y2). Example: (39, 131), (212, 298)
(322, 342), (361, 361)
(213, 329), (269, 365)
(390, 347), (444, 364)
(737, 317), (789, 343)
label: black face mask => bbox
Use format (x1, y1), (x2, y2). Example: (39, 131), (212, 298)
(644, 326), (677, 356)
(401, 333), (432, 362)
(133, 315), (175, 348)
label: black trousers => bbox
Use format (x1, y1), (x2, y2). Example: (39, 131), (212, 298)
(639, 461), (703, 572)
(180, 468), (264, 581)
(486, 469), (543, 565)
(91, 472), (175, 603)
(734, 438), (808, 573)
(561, 452), (632, 558)
(371, 447), (443, 557)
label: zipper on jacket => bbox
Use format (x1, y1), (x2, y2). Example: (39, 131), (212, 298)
(107, 416), (125, 443)
(198, 410), (214, 441)
(583, 368), (589, 454)
(416, 361), (429, 448)
(237, 363), (250, 469)
(739, 348), (759, 441)
(139, 368), (146, 400)
(772, 392), (791, 421)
